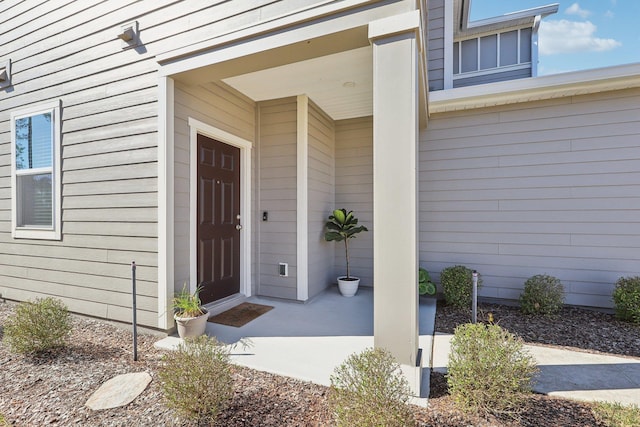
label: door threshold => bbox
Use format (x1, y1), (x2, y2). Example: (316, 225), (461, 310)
(203, 293), (247, 317)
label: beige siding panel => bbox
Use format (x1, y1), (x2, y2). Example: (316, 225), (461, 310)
(420, 90), (640, 308)
(334, 117), (373, 286)
(258, 98), (298, 298)
(307, 100), (335, 299)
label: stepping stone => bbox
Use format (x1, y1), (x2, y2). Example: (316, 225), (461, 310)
(85, 372), (152, 410)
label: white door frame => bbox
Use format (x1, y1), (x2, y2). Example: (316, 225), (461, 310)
(188, 117), (252, 300)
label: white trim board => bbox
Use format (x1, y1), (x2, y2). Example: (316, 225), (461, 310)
(188, 118), (253, 301)
(157, 76), (175, 330)
(430, 62), (640, 113)
(296, 95), (309, 301)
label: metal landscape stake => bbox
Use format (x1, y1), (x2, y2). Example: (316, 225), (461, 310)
(472, 270), (478, 323)
(132, 261), (138, 361)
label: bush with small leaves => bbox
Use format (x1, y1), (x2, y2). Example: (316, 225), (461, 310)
(158, 335), (233, 423)
(612, 276), (640, 324)
(440, 265), (482, 309)
(329, 347), (415, 427)
(447, 323), (538, 417)
(3, 297), (72, 354)
(519, 274), (564, 315)
(593, 401), (640, 427)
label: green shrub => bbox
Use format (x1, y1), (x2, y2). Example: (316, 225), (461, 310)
(3, 297), (72, 354)
(447, 323), (538, 417)
(519, 274), (564, 315)
(158, 335), (233, 423)
(593, 401), (640, 427)
(612, 276), (640, 324)
(440, 265), (481, 309)
(329, 347), (415, 427)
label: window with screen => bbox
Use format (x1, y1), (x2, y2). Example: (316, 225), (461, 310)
(11, 101), (61, 240)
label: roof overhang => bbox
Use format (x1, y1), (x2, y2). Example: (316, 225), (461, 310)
(157, 0), (428, 124)
(454, 0), (558, 37)
(429, 63), (640, 113)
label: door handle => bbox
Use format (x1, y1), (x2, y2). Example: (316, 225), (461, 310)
(236, 224), (242, 230)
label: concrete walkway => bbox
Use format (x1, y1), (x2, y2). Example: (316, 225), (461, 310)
(432, 332), (640, 406)
(156, 288), (640, 406)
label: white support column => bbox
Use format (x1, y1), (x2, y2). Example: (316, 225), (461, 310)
(296, 95), (309, 301)
(369, 11), (421, 395)
(158, 76), (175, 330)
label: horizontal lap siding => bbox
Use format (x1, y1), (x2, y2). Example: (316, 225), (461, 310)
(0, 0), (168, 327)
(173, 81), (255, 294)
(335, 117), (373, 286)
(1, 0), (321, 327)
(307, 100), (335, 299)
(258, 98), (298, 299)
(427, 0), (445, 91)
(419, 89), (640, 308)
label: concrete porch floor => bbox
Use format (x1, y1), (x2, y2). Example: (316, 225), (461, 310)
(156, 286), (436, 400)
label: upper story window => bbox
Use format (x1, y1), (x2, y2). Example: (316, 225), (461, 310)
(453, 27), (532, 75)
(10, 101), (62, 240)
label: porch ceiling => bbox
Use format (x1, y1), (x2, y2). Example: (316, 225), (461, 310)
(222, 46), (373, 121)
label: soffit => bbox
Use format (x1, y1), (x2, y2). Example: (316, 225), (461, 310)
(223, 46), (373, 120)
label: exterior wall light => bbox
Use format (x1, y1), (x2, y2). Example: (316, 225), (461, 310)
(118, 21), (139, 49)
(0, 59), (11, 88)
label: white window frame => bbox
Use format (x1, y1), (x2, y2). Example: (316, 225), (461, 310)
(452, 27), (532, 80)
(10, 100), (62, 240)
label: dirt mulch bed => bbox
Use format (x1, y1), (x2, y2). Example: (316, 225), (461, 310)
(0, 299), (638, 426)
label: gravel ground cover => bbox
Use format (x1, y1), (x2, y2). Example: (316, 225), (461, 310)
(0, 298), (638, 426)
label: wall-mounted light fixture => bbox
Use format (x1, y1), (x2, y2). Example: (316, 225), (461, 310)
(117, 21), (139, 49)
(0, 59), (11, 88)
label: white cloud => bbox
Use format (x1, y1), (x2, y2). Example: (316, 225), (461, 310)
(539, 20), (622, 55)
(565, 3), (591, 18)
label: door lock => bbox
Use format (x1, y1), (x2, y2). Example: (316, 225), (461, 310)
(235, 224), (242, 230)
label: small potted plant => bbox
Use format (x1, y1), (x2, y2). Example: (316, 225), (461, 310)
(325, 209), (368, 297)
(173, 284), (209, 338)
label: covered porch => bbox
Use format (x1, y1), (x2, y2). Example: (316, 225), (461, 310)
(156, 287), (437, 399)
(157, 0), (430, 394)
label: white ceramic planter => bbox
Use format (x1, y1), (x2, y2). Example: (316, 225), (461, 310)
(337, 277), (360, 297)
(174, 309), (209, 338)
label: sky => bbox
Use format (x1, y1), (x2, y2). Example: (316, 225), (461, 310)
(470, 0), (640, 75)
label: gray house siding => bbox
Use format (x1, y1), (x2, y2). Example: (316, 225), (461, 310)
(419, 88), (640, 308)
(257, 98), (298, 299)
(454, 68), (532, 88)
(307, 101), (336, 299)
(334, 117), (374, 286)
(0, 0), (163, 327)
(173, 80), (256, 294)
(1, 0), (333, 328)
(427, 0), (445, 91)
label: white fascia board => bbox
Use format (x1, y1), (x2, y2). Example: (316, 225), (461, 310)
(157, 0), (381, 67)
(429, 62), (640, 113)
(368, 9), (421, 40)
(466, 3), (559, 30)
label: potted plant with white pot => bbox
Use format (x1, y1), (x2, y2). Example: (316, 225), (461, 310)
(173, 284), (209, 338)
(324, 209), (368, 297)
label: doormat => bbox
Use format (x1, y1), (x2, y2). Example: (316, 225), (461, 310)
(208, 302), (274, 328)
